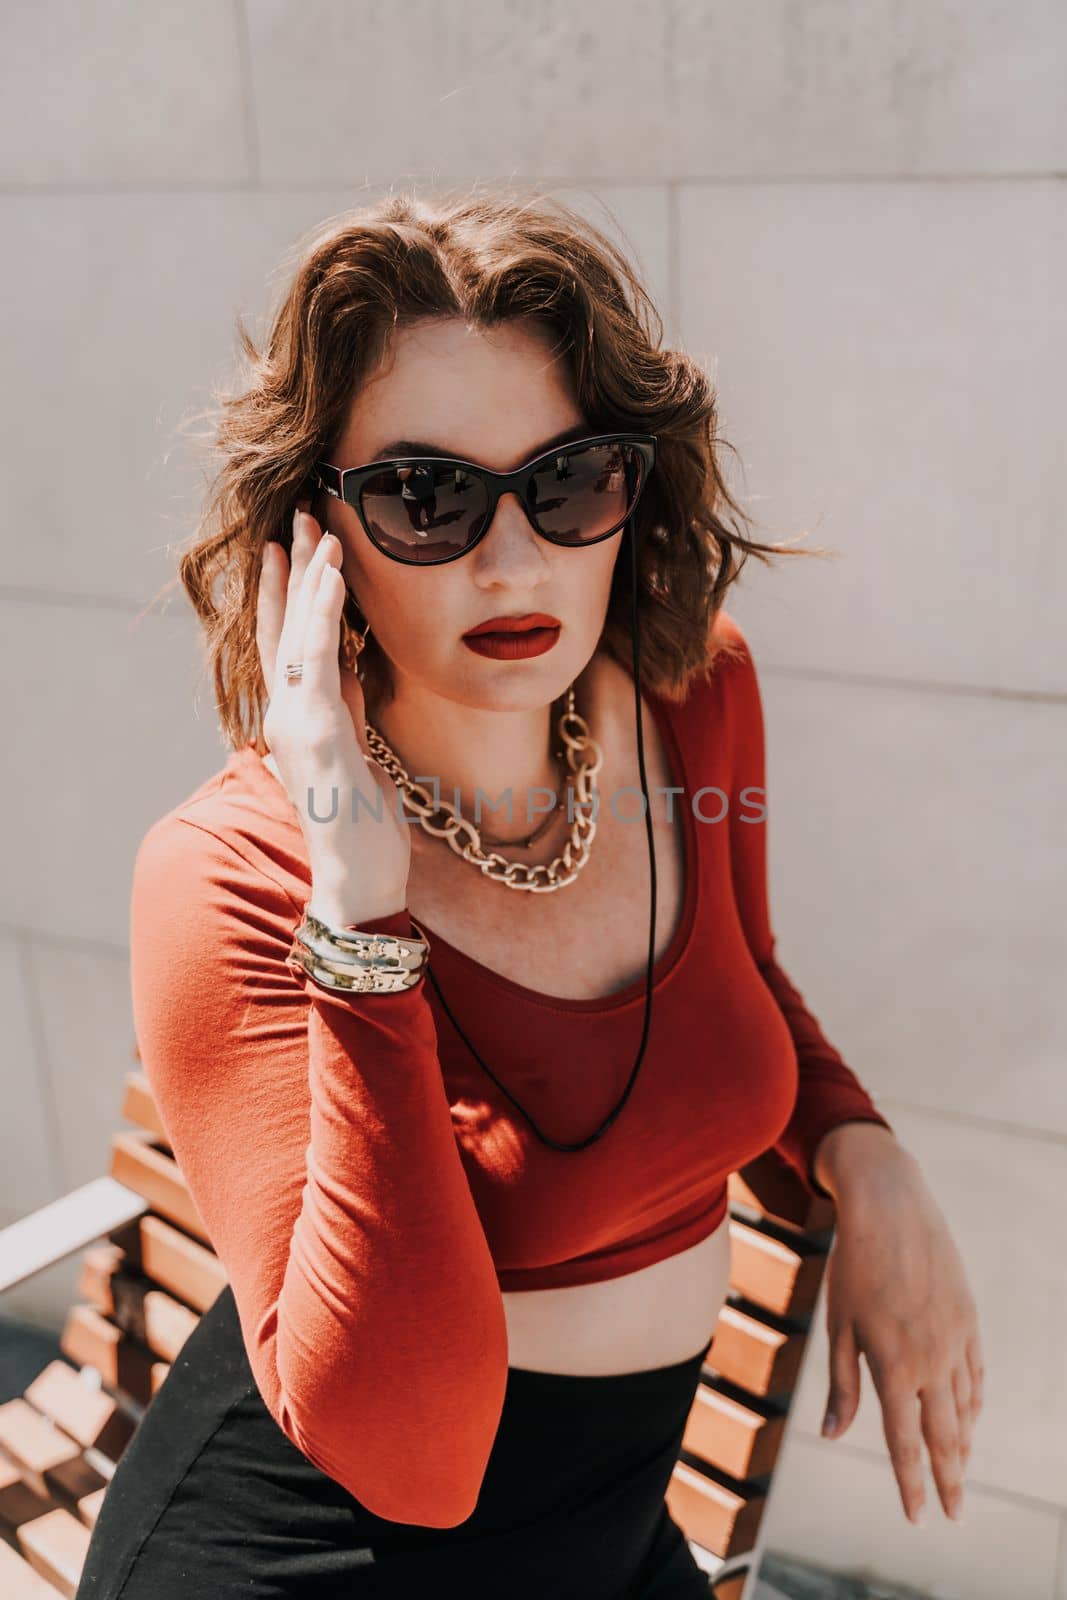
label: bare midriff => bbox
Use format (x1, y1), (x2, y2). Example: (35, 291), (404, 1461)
(499, 1217), (732, 1375)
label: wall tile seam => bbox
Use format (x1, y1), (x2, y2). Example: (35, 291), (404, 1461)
(0, 170), (1064, 198)
(791, 1429), (1067, 1521)
(1, 595), (1063, 709)
(758, 664), (1067, 707)
(12, 936), (65, 1193)
(0, 922), (130, 960)
(872, 1095), (1067, 1150)
(231, 0), (260, 187)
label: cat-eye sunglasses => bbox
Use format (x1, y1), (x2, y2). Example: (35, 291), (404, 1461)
(309, 431), (657, 567)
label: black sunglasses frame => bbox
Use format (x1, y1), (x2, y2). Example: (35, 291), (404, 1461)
(310, 431), (658, 568)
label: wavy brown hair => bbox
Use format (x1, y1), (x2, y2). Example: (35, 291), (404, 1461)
(166, 184), (820, 753)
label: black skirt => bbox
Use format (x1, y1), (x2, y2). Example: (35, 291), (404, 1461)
(75, 1284), (712, 1598)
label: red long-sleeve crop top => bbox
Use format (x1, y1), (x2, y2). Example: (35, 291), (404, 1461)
(129, 610), (893, 1526)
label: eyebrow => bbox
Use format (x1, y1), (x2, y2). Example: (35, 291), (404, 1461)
(368, 421), (594, 465)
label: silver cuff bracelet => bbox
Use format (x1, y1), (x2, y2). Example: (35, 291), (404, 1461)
(286, 909), (430, 995)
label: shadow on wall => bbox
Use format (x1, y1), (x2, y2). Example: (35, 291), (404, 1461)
(0, 1315), (62, 1403)
(759, 1550), (938, 1598)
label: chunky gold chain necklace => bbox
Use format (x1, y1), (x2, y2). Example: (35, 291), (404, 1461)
(336, 522), (658, 1153)
(364, 686), (604, 893)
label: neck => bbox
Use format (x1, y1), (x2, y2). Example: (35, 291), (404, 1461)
(370, 680), (582, 844)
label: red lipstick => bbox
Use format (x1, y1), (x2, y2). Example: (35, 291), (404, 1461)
(463, 613), (561, 636)
(462, 612), (562, 661)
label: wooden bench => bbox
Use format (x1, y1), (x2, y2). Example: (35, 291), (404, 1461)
(0, 1068), (838, 1598)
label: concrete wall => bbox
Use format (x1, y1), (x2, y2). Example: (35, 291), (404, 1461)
(1, 4), (1063, 1593)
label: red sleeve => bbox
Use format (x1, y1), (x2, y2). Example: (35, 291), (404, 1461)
(717, 616), (895, 1198)
(129, 813), (508, 1527)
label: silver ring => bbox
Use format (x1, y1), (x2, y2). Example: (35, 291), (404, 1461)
(284, 660), (304, 685)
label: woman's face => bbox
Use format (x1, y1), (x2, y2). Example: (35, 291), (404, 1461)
(320, 316), (624, 714)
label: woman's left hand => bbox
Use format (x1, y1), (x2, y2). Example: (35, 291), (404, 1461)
(814, 1126), (984, 1526)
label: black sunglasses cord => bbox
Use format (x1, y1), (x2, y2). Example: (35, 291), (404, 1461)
(421, 514), (658, 1152)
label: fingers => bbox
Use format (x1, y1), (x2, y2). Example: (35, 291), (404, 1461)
(275, 509), (333, 682)
(957, 1327), (984, 1476)
(286, 503), (317, 602)
(255, 540), (287, 701)
(259, 506), (339, 721)
(873, 1371), (927, 1524)
(302, 545), (344, 709)
(822, 1317), (861, 1439)
(967, 1332), (985, 1418)
(286, 510), (333, 660)
(918, 1380), (965, 1521)
(952, 1360), (974, 1468)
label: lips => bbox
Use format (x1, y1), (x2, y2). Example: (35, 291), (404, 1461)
(463, 613), (561, 638)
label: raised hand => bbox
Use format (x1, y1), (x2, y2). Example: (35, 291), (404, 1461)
(256, 505), (412, 925)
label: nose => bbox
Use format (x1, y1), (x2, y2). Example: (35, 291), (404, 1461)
(470, 490), (552, 587)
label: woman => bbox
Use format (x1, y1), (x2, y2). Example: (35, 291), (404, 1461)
(77, 189), (982, 1599)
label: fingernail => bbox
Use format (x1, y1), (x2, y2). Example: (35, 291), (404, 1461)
(911, 1504), (926, 1526)
(820, 1412), (837, 1438)
(293, 507), (303, 535)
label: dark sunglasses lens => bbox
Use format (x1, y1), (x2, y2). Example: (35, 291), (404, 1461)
(528, 441), (643, 544)
(360, 463), (490, 562)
